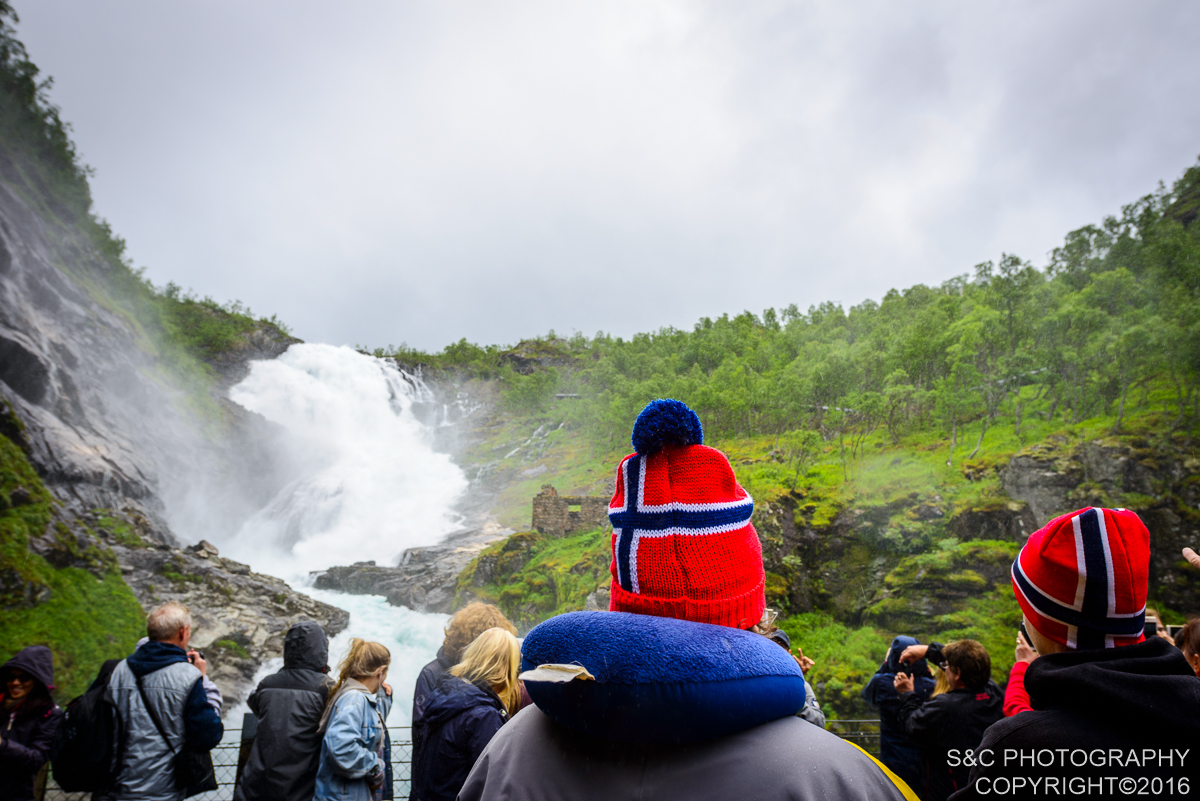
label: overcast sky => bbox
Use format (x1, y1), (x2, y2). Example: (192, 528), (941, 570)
(16, 1), (1200, 351)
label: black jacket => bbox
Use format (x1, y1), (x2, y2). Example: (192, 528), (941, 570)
(234, 621), (331, 801)
(412, 647), (454, 727)
(952, 638), (1200, 800)
(0, 646), (64, 801)
(411, 673), (507, 801)
(898, 680), (1003, 801)
(409, 646), (455, 801)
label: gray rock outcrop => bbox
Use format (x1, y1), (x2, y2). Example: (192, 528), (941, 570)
(313, 522), (511, 613)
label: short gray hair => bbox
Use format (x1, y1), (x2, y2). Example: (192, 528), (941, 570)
(147, 602), (192, 641)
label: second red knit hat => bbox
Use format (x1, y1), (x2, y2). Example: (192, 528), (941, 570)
(1012, 506), (1149, 650)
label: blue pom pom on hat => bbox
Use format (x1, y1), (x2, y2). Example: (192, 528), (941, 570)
(631, 398), (704, 455)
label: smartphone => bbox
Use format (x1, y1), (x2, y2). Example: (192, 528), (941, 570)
(1168, 624), (1185, 640)
(1019, 622), (1037, 652)
(1144, 620), (1158, 637)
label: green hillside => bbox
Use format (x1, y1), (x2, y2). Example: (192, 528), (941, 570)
(411, 159), (1200, 719)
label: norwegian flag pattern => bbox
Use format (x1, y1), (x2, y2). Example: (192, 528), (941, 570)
(609, 453), (755, 594)
(1012, 507), (1146, 649)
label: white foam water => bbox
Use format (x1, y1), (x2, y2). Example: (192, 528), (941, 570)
(215, 343), (467, 736)
(222, 343), (469, 578)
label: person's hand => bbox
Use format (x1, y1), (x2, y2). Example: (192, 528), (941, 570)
(367, 768), (385, 790)
(795, 647), (815, 675)
(1156, 628), (1177, 647)
(187, 650), (208, 676)
(1015, 631), (1037, 664)
(382, 682), (393, 698)
(1184, 547), (1200, 571)
(899, 644), (928, 665)
(893, 672), (914, 694)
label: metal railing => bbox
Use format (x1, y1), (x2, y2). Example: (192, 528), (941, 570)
(46, 721), (880, 800)
(825, 719), (881, 755)
(46, 728), (413, 801)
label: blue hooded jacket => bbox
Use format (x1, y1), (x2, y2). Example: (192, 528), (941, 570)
(411, 673), (508, 801)
(861, 635), (935, 788)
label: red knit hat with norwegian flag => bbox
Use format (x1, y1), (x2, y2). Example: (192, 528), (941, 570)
(1012, 507), (1149, 650)
(607, 399), (765, 630)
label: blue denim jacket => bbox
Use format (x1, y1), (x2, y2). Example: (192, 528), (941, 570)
(315, 685), (393, 801)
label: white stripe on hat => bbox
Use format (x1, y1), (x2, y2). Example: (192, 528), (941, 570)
(1094, 508), (1118, 618)
(1071, 514), (1087, 612)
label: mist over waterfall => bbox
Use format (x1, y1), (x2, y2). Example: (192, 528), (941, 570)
(220, 343), (469, 579)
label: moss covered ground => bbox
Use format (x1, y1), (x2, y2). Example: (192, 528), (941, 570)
(457, 527), (611, 630)
(0, 403), (145, 701)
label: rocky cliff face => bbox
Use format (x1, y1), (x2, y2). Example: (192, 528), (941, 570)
(0, 142), (295, 540)
(1000, 436), (1200, 611)
(751, 433), (1200, 632)
(0, 142), (344, 704)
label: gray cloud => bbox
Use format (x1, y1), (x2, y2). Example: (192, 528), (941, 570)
(16, 0), (1200, 350)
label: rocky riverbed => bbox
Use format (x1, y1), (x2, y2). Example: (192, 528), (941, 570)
(313, 521), (511, 614)
(85, 512), (348, 705)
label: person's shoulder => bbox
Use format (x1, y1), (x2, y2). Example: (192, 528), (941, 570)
(257, 668), (329, 693)
(334, 688), (371, 714)
(162, 659), (202, 682)
(977, 708), (1067, 748)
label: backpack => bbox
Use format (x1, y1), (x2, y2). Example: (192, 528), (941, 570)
(50, 658), (123, 792)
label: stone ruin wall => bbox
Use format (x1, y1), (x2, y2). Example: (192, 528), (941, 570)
(531, 484), (609, 536)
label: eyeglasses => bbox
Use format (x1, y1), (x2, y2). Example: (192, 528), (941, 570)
(5, 673), (33, 683)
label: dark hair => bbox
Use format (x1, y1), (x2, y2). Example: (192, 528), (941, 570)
(943, 639), (991, 691)
(1176, 619), (1200, 657)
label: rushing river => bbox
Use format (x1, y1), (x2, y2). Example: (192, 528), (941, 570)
(213, 343), (471, 728)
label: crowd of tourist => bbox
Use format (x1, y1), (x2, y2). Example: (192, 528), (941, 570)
(3, 400), (1200, 801)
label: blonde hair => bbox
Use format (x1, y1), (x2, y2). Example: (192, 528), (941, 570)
(443, 603), (517, 664)
(450, 628), (521, 715)
(325, 638), (390, 713)
(930, 665), (951, 698)
(147, 602), (192, 641)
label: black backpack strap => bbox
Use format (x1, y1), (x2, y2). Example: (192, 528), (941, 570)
(134, 674), (178, 756)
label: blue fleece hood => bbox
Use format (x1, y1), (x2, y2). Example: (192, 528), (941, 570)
(883, 636), (931, 677)
(126, 640), (189, 678)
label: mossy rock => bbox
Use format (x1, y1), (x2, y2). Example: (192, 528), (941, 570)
(0, 423), (144, 700)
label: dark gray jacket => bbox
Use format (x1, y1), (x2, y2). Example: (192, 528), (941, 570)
(459, 705), (914, 801)
(234, 621), (332, 801)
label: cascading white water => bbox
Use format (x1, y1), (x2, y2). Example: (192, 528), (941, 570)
(217, 343), (470, 727)
(222, 343), (469, 578)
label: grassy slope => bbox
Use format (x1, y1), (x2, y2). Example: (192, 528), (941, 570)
(0, 403), (145, 700)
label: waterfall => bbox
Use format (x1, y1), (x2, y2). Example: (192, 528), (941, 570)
(217, 343), (469, 727)
(221, 343), (469, 578)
